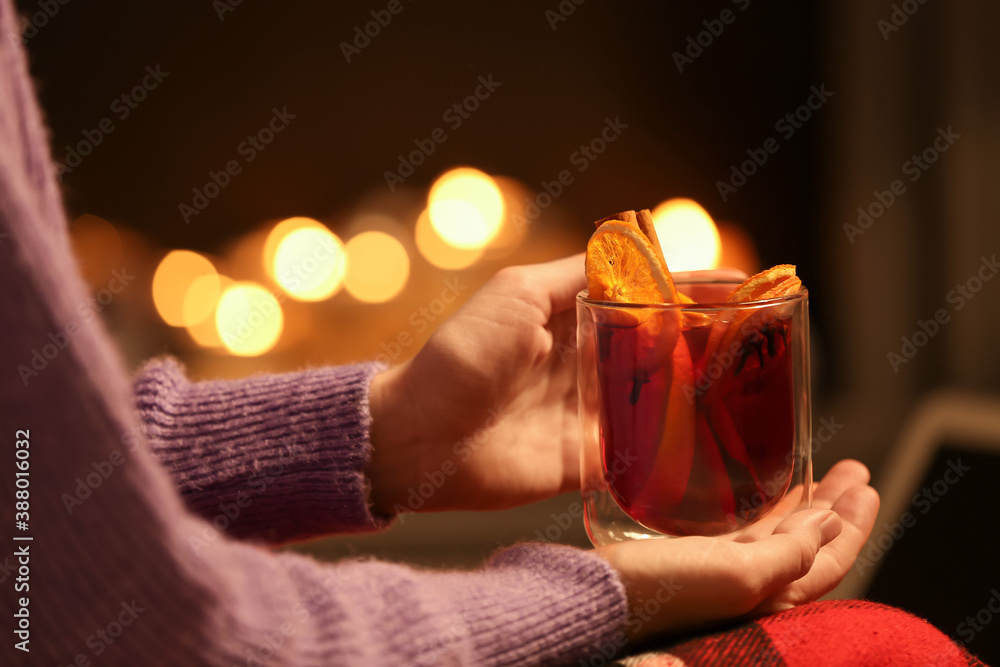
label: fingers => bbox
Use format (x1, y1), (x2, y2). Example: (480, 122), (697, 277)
(828, 483), (880, 554)
(811, 459), (871, 510)
(746, 509), (841, 597)
(754, 484), (880, 614)
(833, 480), (880, 522)
(485, 254), (586, 325)
(808, 484), (879, 584)
(734, 460), (870, 543)
(732, 484), (813, 542)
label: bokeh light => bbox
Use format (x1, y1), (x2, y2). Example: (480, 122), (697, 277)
(428, 167), (505, 249)
(343, 231), (409, 303)
(651, 198), (722, 272)
(182, 273), (222, 326)
(273, 227), (347, 301)
(152, 250), (218, 327)
(482, 176), (529, 260)
(263, 217), (327, 280)
(215, 282), (283, 356)
(415, 208), (483, 270)
(185, 275), (234, 348)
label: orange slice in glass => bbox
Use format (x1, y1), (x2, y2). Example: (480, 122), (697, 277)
(586, 221), (678, 303)
(702, 265), (803, 399)
(726, 264), (797, 302)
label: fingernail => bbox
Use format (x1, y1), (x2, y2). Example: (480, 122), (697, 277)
(820, 512), (842, 544)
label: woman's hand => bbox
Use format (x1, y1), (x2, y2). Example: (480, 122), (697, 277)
(368, 254), (587, 515)
(597, 460), (880, 642)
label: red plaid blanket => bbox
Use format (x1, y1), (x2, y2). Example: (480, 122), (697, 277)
(616, 600), (987, 666)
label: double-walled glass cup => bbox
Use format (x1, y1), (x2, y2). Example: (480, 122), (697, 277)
(577, 278), (812, 546)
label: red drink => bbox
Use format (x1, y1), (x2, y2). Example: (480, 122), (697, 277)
(595, 310), (795, 536)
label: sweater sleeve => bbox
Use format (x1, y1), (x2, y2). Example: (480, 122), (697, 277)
(0, 5), (630, 663)
(132, 357), (392, 542)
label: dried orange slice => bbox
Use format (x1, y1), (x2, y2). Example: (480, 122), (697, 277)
(635, 209), (668, 271)
(586, 221), (678, 303)
(701, 265), (803, 400)
(727, 264), (797, 302)
(760, 275), (802, 300)
(717, 272), (802, 349)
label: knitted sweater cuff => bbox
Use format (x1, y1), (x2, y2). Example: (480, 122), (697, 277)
(463, 543), (630, 666)
(132, 357), (393, 542)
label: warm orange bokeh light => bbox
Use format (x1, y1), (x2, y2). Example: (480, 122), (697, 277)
(262, 217), (327, 279)
(651, 198), (722, 272)
(414, 208), (483, 270)
(152, 250), (218, 327)
(428, 167), (505, 249)
(185, 275), (234, 348)
(273, 226), (347, 301)
(215, 282), (283, 356)
(343, 231), (409, 303)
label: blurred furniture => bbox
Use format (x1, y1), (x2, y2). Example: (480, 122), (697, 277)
(833, 390), (1000, 664)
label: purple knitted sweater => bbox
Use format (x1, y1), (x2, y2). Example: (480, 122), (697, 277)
(0, 1), (628, 663)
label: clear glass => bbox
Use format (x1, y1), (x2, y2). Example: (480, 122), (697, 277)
(577, 278), (812, 546)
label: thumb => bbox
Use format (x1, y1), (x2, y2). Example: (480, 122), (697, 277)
(492, 253), (586, 317)
(534, 252), (586, 314)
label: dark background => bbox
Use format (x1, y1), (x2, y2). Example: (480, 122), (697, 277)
(24, 0), (829, 378)
(30, 1), (819, 251)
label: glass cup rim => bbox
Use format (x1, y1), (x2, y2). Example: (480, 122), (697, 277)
(576, 281), (808, 311)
